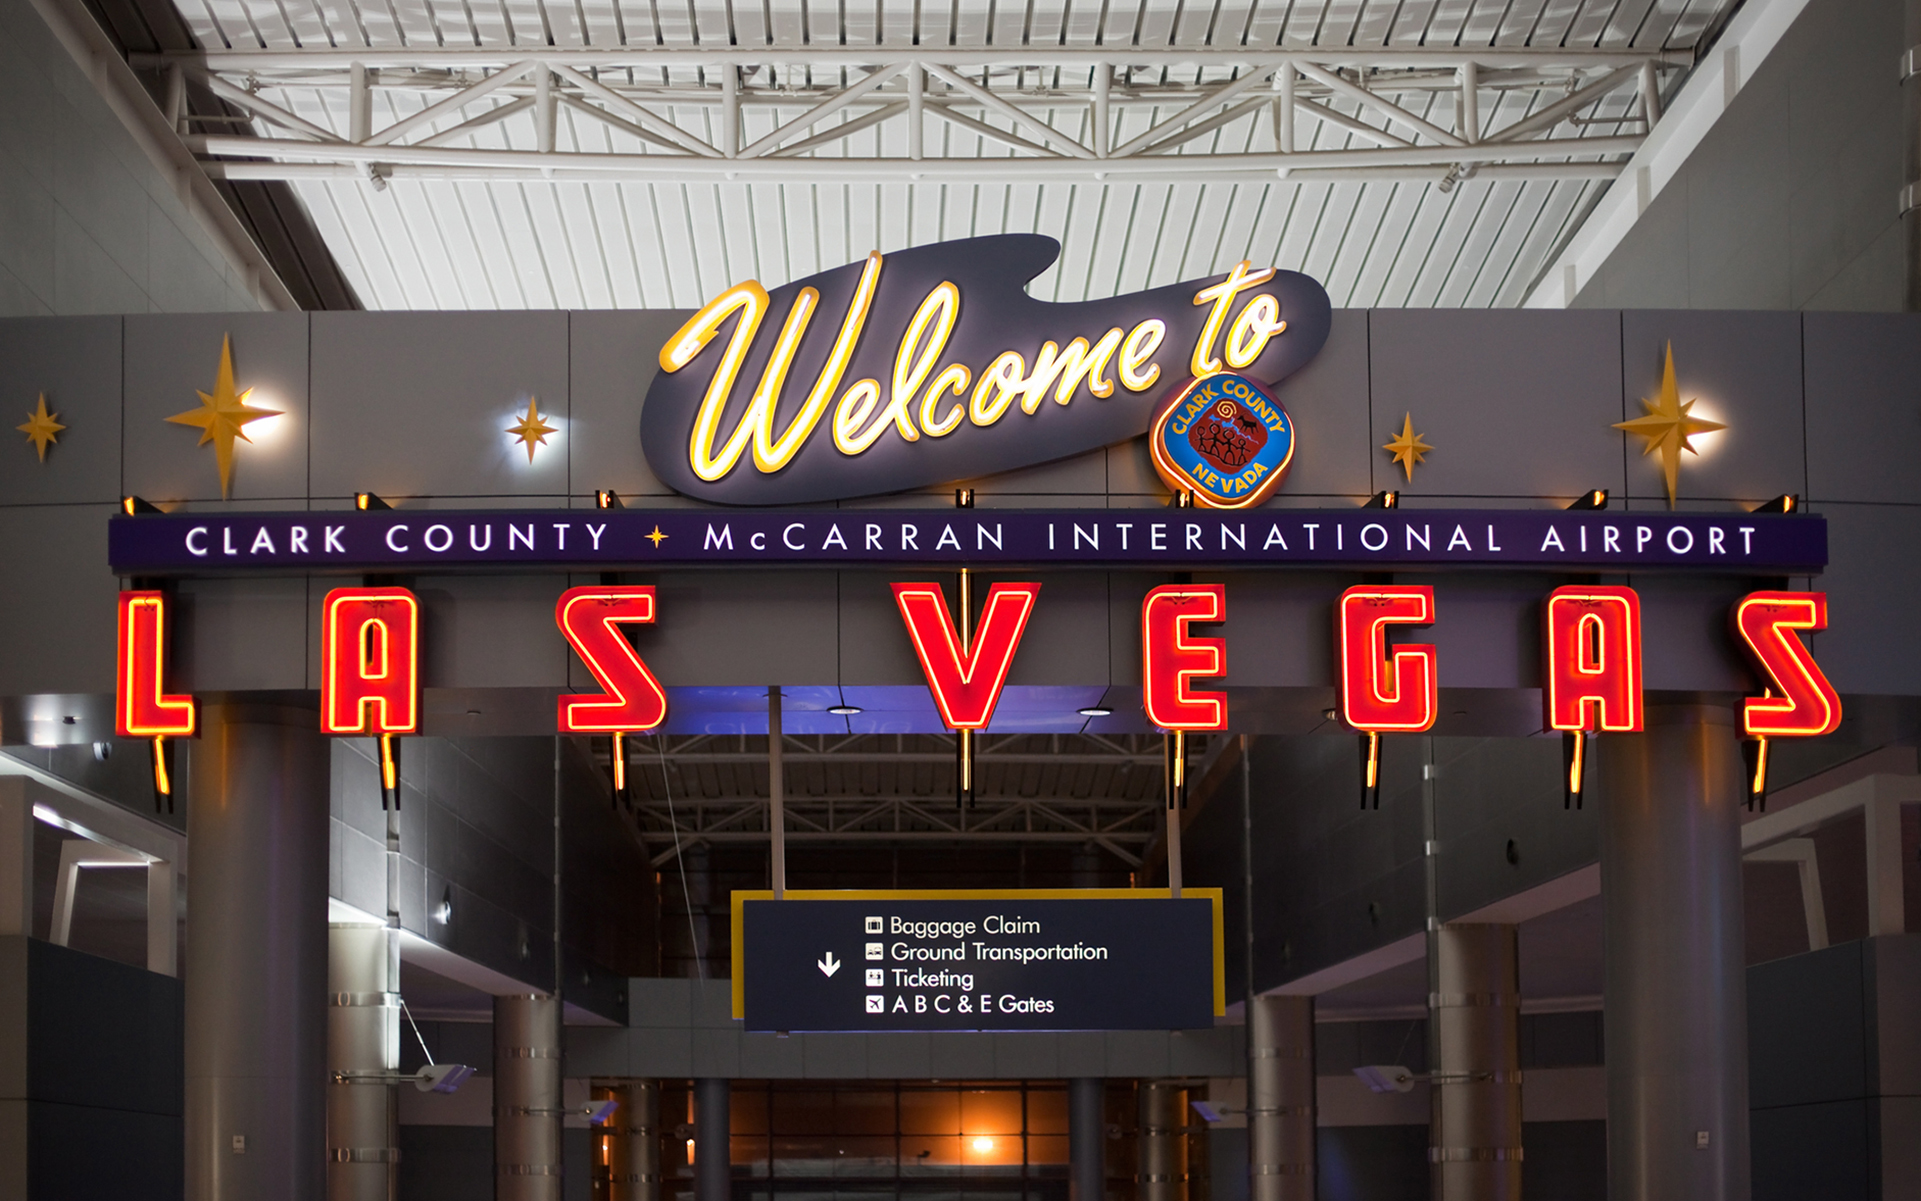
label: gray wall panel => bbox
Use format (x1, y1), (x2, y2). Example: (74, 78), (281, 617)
(1004, 572), (1110, 687)
(309, 312), (570, 502)
(0, 316), (120, 505)
(1804, 312), (1921, 505)
(1258, 307), (1372, 501)
(1634, 574), (1756, 692)
(1368, 309), (1625, 502)
(568, 310), (686, 501)
(419, 574), (571, 689)
(1207, 571), (1338, 689)
(1575, 0), (1904, 313)
(840, 569), (927, 687)
(1402, 572), (1539, 691)
(0, 502), (116, 695)
(175, 575), (309, 691)
(123, 313), (310, 504)
(1800, 503), (1921, 696)
(1617, 310), (1806, 508)
(648, 570), (839, 687)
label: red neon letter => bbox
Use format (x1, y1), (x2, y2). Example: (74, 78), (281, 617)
(892, 581), (1040, 729)
(1733, 592), (1841, 737)
(1542, 586), (1643, 733)
(1337, 586), (1438, 733)
(556, 586), (669, 733)
(117, 591), (195, 737)
(1142, 585), (1227, 730)
(322, 587), (420, 735)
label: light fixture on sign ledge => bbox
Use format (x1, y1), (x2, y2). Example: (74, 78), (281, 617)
(1566, 489), (1609, 511)
(355, 491), (391, 511)
(596, 489), (624, 509)
(1752, 494), (1799, 514)
(1363, 490), (1399, 509)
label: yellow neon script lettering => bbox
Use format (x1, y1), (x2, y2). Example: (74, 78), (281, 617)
(662, 253), (884, 480)
(836, 278), (960, 455)
(971, 352), (1027, 427)
(1119, 320), (1166, 392)
(1225, 293), (1288, 369)
(663, 281), (769, 483)
(1190, 261), (1276, 378)
(920, 364), (971, 437)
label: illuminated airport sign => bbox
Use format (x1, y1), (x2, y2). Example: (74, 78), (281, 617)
(641, 235), (1332, 506)
(731, 891), (1224, 1032)
(108, 507), (1828, 574)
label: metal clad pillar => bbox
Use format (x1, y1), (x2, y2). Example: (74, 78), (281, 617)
(612, 1080), (661, 1201)
(694, 1077), (731, 1201)
(1069, 1077), (1106, 1201)
(495, 993), (564, 1200)
(327, 923), (400, 1200)
(1248, 994), (1314, 1200)
(1138, 1081), (1183, 1201)
(185, 702), (330, 1201)
(1428, 924), (1522, 1199)
(1906, 0), (1921, 307)
(1600, 706), (1751, 1201)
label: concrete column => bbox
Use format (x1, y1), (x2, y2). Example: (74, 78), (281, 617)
(495, 993), (564, 1200)
(1599, 705), (1750, 1201)
(0, 777), (29, 937)
(1069, 1077), (1105, 1201)
(1137, 1081), (1184, 1201)
(693, 1077), (731, 1201)
(1905, 0), (1921, 308)
(1428, 924), (1522, 1200)
(327, 924), (399, 1201)
(611, 1080), (661, 1201)
(1248, 994), (1314, 1200)
(185, 702), (331, 1201)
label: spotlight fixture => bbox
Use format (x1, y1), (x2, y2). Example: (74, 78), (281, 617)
(1364, 490), (1399, 509)
(827, 705), (863, 716)
(954, 488), (975, 509)
(120, 496), (160, 515)
(1566, 489), (1609, 511)
(355, 492), (391, 511)
(1753, 494), (1800, 514)
(1077, 706), (1113, 717)
(595, 489), (624, 510)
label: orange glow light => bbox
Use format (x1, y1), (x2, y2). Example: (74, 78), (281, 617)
(555, 586), (669, 733)
(1336, 586), (1438, 733)
(321, 587), (420, 735)
(1141, 585), (1228, 731)
(116, 591), (195, 737)
(1733, 591), (1841, 738)
(972, 1137), (995, 1153)
(1542, 586), (1643, 733)
(892, 581), (1041, 729)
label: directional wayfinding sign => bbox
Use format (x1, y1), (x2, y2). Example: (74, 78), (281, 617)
(731, 889), (1225, 1032)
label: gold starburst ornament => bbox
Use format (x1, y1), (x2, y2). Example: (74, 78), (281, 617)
(506, 397), (557, 463)
(1614, 343), (1726, 508)
(167, 335), (282, 498)
(1383, 412), (1432, 482)
(17, 394), (64, 462)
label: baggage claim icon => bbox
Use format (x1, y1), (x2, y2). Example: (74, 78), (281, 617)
(1148, 372), (1297, 508)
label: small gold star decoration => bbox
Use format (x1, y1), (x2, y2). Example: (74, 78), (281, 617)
(1614, 342), (1726, 508)
(17, 393), (64, 462)
(645, 525), (669, 548)
(167, 334), (281, 499)
(1383, 412), (1432, 481)
(506, 397), (557, 463)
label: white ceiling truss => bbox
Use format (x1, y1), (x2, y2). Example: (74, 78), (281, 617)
(145, 0), (1740, 310)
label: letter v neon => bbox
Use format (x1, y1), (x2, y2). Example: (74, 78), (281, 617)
(891, 581), (1041, 729)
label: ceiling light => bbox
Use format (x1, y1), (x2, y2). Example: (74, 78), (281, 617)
(972, 1137), (994, 1153)
(827, 705), (862, 716)
(1078, 706), (1113, 717)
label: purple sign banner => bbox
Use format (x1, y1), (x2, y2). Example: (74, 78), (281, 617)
(109, 508), (1827, 575)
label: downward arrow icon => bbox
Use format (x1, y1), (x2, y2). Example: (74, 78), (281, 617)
(817, 951), (841, 978)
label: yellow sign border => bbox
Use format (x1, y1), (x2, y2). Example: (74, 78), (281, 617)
(729, 887), (1227, 1022)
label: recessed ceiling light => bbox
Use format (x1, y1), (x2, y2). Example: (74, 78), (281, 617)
(827, 705), (862, 716)
(1078, 706), (1113, 717)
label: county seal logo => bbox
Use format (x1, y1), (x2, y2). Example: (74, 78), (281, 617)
(1148, 372), (1297, 509)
